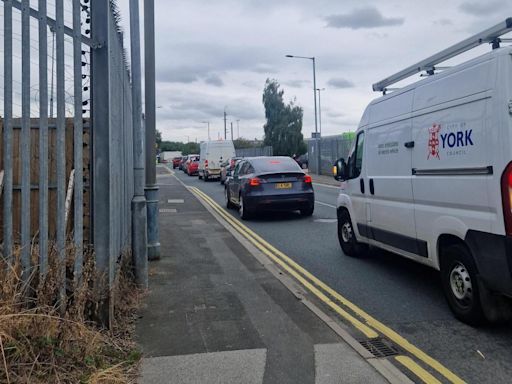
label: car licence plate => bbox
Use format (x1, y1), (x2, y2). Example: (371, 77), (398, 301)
(275, 182), (292, 189)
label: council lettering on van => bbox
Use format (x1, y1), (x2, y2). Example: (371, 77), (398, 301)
(377, 141), (399, 155)
(427, 122), (473, 159)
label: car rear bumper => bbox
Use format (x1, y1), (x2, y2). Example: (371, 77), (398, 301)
(245, 192), (314, 211)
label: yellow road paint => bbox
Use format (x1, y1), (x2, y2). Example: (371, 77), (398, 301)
(190, 187), (378, 339)
(395, 356), (443, 384)
(190, 187), (466, 384)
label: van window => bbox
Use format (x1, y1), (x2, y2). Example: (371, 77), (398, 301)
(349, 132), (365, 179)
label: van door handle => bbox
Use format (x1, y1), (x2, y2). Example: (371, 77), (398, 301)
(360, 179), (365, 194)
(369, 179), (375, 195)
(404, 141), (415, 148)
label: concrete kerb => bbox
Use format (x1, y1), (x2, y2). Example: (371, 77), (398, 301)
(163, 166), (413, 384)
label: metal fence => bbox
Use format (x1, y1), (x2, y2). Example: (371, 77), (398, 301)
(307, 135), (354, 175)
(236, 145), (273, 157)
(1, 1), (142, 294)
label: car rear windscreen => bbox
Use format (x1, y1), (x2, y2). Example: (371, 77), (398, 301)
(251, 157), (302, 173)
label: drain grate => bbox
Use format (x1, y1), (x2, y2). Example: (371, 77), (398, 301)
(359, 338), (399, 358)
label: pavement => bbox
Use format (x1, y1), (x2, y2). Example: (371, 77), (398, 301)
(136, 166), (388, 384)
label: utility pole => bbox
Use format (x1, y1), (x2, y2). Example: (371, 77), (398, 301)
(144, 0), (160, 261)
(230, 121), (233, 141)
(236, 119), (240, 138)
(223, 109), (227, 140)
(50, 26), (55, 118)
(316, 88), (325, 137)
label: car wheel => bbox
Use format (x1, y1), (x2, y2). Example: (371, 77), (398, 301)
(300, 205), (314, 217)
(225, 188), (235, 209)
(441, 244), (486, 325)
(337, 210), (367, 257)
(239, 194), (252, 220)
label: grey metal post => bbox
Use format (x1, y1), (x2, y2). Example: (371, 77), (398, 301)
(56, 0), (66, 298)
(236, 119), (240, 139)
(144, 0), (160, 261)
(224, 109), (227, 140)
(312, 57), (320, 175)
(130, 0), (148, 287)
(3, 0), (13, 262)
(230, 121), (233, 141)
(73, 0), (84, 278)
(91, 0), (112, 324)
(21, 0), (31, 275)
(38, 0), (49, 275)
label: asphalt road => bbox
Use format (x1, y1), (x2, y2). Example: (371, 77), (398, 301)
(172, 168), (512, 384)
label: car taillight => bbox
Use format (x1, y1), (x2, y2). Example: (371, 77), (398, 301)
(501, 162), (512, 236)
(249, 177), (261, 187)
(304, 175), (312, 184)
(204, 159), (208, 168)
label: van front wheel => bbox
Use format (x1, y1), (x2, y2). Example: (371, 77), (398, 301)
(337, 210), (367, 257)
(441, 244), (485, 325)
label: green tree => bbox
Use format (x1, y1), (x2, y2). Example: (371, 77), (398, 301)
(182, 142), (200, 155)
(156, 129), (162, 148)
(262, 79), (305, 156)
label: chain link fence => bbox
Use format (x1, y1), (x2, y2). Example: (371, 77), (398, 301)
(236, 145), (273, 157)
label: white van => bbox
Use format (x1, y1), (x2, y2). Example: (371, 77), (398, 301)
(198, 140), (236, 181)
(334, 19), (512, 325)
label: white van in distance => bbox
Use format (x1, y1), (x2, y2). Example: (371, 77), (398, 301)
(198, 140), (236, 181)
(334, 18), (512, 325)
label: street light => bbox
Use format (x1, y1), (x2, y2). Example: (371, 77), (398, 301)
(201, 121), (210, 140)
(316, 88), (325, 137)
(286, 54), (321, 174)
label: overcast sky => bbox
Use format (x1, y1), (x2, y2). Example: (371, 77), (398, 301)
(117, 0), (511, 143)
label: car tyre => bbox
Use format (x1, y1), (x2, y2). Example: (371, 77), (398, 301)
(300, 205), (314, 217)
(440, 244), (486, 325)
(337, 210), (367, 257)
(225, 188), (235, 209)
(239, 194), (252, 220)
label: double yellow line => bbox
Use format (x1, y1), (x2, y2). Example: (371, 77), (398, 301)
(189, 186), (465, 384)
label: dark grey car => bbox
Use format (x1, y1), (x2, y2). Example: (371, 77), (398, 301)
(224, 156), (314, 220)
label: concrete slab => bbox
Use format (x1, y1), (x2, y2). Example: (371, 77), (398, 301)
(315, 344), (387, 384)
(141, 349), (267, 384)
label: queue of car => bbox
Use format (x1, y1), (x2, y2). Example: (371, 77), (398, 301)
(174, 140), (314, 220)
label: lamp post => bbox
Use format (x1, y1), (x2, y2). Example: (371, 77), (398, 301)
(285, 54), (321, 174)
(201, 120), (210, 140)
(316, 88), (325, 137)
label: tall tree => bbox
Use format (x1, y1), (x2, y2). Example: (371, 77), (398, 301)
(262, 79), (305, 156)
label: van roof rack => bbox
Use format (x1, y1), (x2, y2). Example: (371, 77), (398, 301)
(372, 18), (512, 93)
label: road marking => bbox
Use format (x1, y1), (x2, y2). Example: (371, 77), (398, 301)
(189, 186), (466, 384)
(189, 187), (378, 339)
(395, 356), (442, 384)
(314, 219), (337, 223)
(313, 182), (339, 190)
(167, 199), (185, 204)
(316, 201), (336, 209)
(159, 208), (177, 213)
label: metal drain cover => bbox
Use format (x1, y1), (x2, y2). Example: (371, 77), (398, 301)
(359, 338), (399, 358)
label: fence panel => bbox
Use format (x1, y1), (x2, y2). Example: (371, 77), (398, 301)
(236, 146), (273, 157)
(307, 135), (354, 175)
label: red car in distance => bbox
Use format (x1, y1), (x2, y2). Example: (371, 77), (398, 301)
(186, 155), (200, 176)
(172, 156), (182, 169)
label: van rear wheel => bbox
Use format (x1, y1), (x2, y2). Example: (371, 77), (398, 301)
(441, 244), (485, 325)
(337, 210), (367, 257)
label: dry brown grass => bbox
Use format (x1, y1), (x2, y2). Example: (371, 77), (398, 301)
(0, 246), (143, 384)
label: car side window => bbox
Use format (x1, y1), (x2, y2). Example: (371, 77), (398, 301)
(233, 161), (243, 177)
(239, 162), (250, 176)
(349, 131), (365, 179)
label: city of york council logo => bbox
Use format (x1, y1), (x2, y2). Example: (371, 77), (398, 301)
(428, 124), (441, 159)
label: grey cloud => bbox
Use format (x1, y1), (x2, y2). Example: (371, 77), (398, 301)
(433, 18), (453, 26)
(284, 79), (310, 88)
(204, 73), (224, 87)
(458, 1), (502, 16)
(327, 78), (354, 89)
(251, 63), (279, 74)
(325, 7), (404, 29)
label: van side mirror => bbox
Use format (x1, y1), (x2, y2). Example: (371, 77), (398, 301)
(333, 158), (347, 181)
